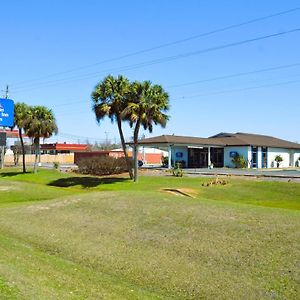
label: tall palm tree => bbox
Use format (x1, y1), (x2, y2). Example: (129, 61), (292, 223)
(24, 106), (58, 173)
(92, 75), (133, 179)
(124, 81), (170, 182)
(14, 103), (30, 173)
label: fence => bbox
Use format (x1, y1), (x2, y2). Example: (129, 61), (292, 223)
(4, 153), (75, 166)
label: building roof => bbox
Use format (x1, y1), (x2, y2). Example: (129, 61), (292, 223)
(41, 143), (88, 151)
(212, 132), (300, 149)
(132, 135), (225, 146)
(135, 132), (300, 149)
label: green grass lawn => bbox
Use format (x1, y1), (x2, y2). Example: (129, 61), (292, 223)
(0, 168), (299, 299)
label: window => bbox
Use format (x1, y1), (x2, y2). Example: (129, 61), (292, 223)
(211, 148), (224, 167)
(262, 147), (268, 168)
(251, 146), (258, 168)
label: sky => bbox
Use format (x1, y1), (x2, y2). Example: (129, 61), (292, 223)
(1, 0), (300, 144)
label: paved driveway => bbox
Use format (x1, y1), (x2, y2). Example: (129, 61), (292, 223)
(184, 168), (300, 178)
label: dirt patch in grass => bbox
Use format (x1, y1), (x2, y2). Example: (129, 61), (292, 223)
(162, 188), (197, 198)
(0, 186), (16, 191)
(26, 196), (83, 212)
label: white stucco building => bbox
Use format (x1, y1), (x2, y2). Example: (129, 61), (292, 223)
(136, 132), (300, 169)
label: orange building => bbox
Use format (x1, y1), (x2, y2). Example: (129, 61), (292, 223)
(41, 143), (88, 154)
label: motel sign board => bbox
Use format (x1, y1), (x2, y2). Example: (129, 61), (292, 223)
(0, 98), (14, 127)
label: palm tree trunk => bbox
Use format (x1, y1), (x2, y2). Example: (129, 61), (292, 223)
(33, 137), (39, 173)
(117, 118), (133, 179)
(18, 128), (26, 173)
(133, 120), (141, 182)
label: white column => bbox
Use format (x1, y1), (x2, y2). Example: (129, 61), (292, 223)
(208, 146), (211, 168)
(247, 146), (252, 168)
(168, 145), (172, 169)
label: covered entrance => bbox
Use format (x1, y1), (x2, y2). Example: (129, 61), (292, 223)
(188, 147), (224, 168)
(188, 147), (208, 168)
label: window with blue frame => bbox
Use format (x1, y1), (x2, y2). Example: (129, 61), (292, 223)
(262, 147), (268, 168)
(251, 146), (258, 168)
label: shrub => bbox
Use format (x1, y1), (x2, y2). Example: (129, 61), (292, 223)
(274, 155), (283, 168)
(202, 176), (228, 187)
(232, 154), (247, 168)
(77, 156), (130, 176)
(172, 162), (183, 177)
(175, 160), (186, 168)
(53, 162), (59, 169)
(162, 156), (169, 167)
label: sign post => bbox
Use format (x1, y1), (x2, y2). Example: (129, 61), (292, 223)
(0, 98), (14, 168)
(0, 132), (6, 169)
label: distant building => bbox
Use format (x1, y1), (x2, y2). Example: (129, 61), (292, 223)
(41, 143), (88, 154)
(74, 147), (167, 165)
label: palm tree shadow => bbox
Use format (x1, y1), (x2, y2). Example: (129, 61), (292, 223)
(0, 171), (30, 177)
(47, 176), (130, 188)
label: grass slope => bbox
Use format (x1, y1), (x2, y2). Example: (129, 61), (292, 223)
(0, 169), (299, 299)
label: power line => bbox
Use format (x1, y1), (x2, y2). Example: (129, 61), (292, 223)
(10, 6), (300, 88)
(56, 132), (112, 143)
(18, 61), (300, 110)
(166, 62), (300, 88)
(11, 28), (300, 94)
(173, 78), (300, 101)
(53, 77), (300, 118)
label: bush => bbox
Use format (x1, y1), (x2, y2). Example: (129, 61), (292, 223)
(172, 162), (183, 177)
(53, 162), (59, 169)
(77, 156), (130, 176)
(232, 154), (247, 168)
(175, 160), (186, 168)
(202, 176), (228, 187)
(162, 156), (169, 167)
(274, 155), (283, 168)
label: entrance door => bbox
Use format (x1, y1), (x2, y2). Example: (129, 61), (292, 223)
(210, 148), (224, 167)
(188, 148), (208, 168)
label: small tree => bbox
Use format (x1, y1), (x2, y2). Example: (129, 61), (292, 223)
(274, 155), (283, 168)
(24, 106), (58, 173)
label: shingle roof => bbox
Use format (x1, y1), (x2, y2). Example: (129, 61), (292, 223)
(134, 132), (300, 149)
(213, 132), (300, 149)
(134, 135), (225, 146)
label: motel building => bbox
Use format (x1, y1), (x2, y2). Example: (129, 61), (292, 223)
(136, 132), (300, 169)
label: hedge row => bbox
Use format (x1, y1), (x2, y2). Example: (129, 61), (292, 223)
(77, 156), (131, 176)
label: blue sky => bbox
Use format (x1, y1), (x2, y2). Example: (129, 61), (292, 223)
(1, 0), (300, 143)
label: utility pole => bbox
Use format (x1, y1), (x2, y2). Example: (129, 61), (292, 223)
(5, 85), (9, 99)
(104, 131), (109, 149)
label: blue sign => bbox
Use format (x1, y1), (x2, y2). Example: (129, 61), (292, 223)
(230, 151), (238, 158)
(176, 152), (183, 158)
(0, 98), (14, 127)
